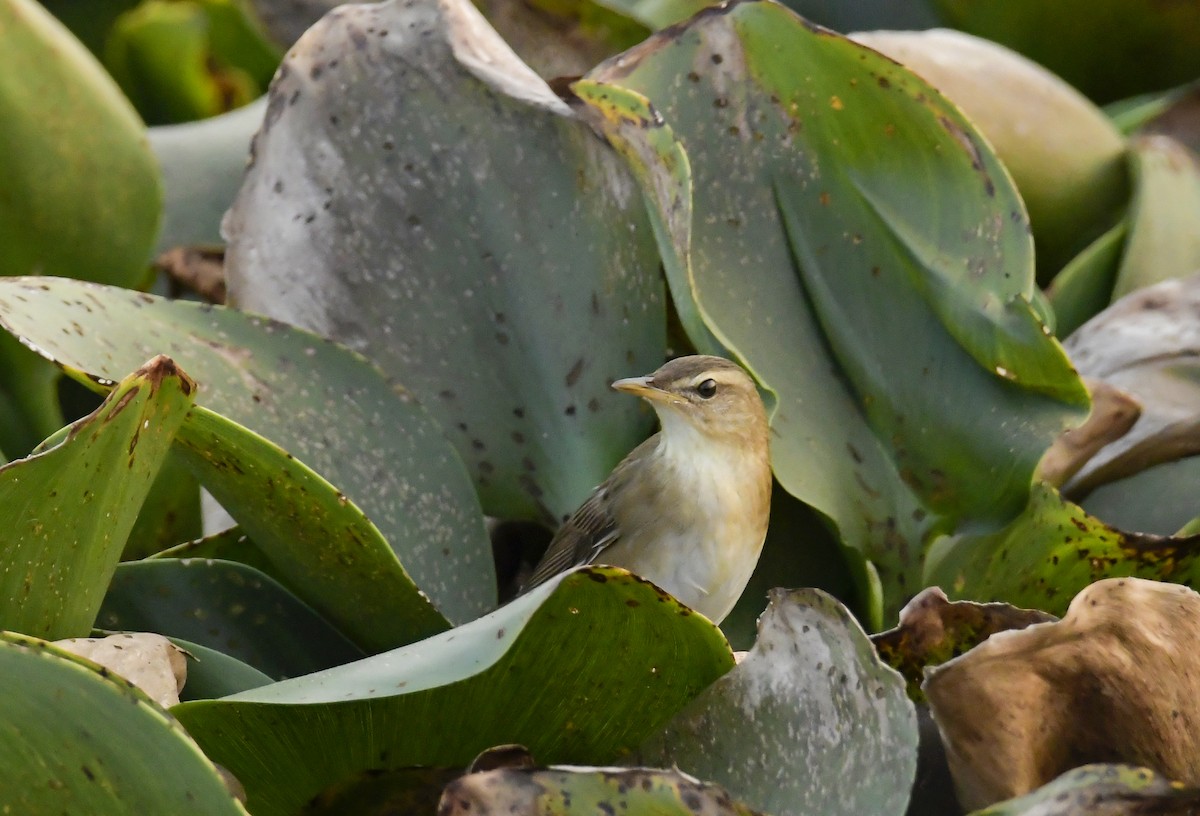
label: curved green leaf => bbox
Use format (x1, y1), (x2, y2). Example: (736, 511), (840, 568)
(640, 588), (917, 816)
(167, 636), (273, 701)
(971, 764), (1200, 816)
(174, 406), (450, 651)
(0, 277), (494, 625)
(926, 483), (1200, 614)
(1044, 219), (1127, 339)
(125, 450), (203, 559)
(174, 566), (735, 816)
(1081, 456), (1200, 537)
(579, 1), (1087, 612)
(100, 559), (365, 679)
(0, 356), (194, 639)
(0, 0), (160, 285)
(0, 633), (246, 815)
(222, 0), (666, 523)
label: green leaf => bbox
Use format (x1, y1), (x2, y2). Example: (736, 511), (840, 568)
(0, 0), (161, 285)
(0, 331), (64, 461)
(1081, 457), (1200, 537)
(1044, 219), (1127, 339)
(173, 566), (735, 816)
(639, 588), (917, 816)
(168, 636), (273, 701)
(970, 764), (1200, 815)
(99, 559), (365, 679)
(153, 525), (276, 574)
(124, 450), (203, 559)
(926, 482), (1200, 614)
(221, 0), (666, 524)
(0, 277), (495, 626)
(0, 632), (246, 814)
(579, 1), (1087, 613)
(1112, 135), (1200, 300)
(0, 357), (194, 639)
(149, 98), (266, 252)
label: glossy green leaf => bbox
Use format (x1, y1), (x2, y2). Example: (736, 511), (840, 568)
(0, 357), (194, 639)
(124, 451), (203, 559)
(0, 632), (246, 814)
(931, 0), (1200, 105)
(971, 764), (1200, 816)
(926, 483), (1200, 614)
(168, 636), (273, 701)
(0, 331), (63, 461)
(154, 525), (276, 575)
(579, 1), (1087, 613)
(1081, 456), (1200, 537)
(172, 406), (450, 652)
(1044, 219), (1127, 339)
(640, 588), (917, 816)
(100, 559), (365, 679)
(0, 0), (161, 286)
(1112, 135), (1200, 300)
(174, 566), (735, 816)
(222, 0), (666, 524)
(149, 97), (266, 252)
(0, 277), (495, 626)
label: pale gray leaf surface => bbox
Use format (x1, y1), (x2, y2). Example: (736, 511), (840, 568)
(225, 0), (665, 523)
(640, 588), (918, 816)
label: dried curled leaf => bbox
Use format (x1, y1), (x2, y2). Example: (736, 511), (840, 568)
(925, 578), (1200, 810)
(871, 587), (1057, 702)
(54, 633), (187, 709)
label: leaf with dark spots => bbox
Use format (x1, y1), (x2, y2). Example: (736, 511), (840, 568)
(0, 277), (494, 627)
(0, 359), (194, 640)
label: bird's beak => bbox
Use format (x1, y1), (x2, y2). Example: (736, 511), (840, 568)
(612, 375), (674, 403)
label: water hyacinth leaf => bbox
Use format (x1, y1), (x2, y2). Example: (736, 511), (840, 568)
(639, 589), (918, 816)
(1062, 276), (1200, 496)
(99, 559), (365, 679)
(167, 636), (273, 702)
(1081, 457), (1200, 537)
(222, 0), (666, 524)
(149, 98), (267, 252)
(1044, 219), (1127, 339)
(0, 277), (494, 625)
(0, 633), (247, 815)
(925, 483), (1200, 615)
(153, 525), (277, 577)
(581, 1), (1088, 612)
(0, 0), (161, 286)
(173, 406), (450, 652)
(0, 357), (194, 640)
(173, 566), (735, 816)
(124, 451), (204, 559)
(1112, 135), (1200, 300)
(440, 766), (765, 815)
(0, 332), (63, 461)
(970, 764), (1200, 816)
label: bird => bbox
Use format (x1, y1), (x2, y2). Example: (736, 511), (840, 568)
(525, 354), (772, 623)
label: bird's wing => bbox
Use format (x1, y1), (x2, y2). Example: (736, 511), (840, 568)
(523, 433), (658, 590)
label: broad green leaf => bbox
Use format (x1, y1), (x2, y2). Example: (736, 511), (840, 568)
(222, 0), (666, 524)
(173, 566), (735, 816)
(1112, 135), (1200, 300)
(441, 766), (764, 815)
(0, 277), (495, 625)
(0, 632), (246, 815)
(154, 524), (276, 574)
(0, 0), (161, 286)
(0, 357), (194, 639)
(149, 97), (266, 252)
(100, 559), (365, 679)
(172, 406), (450, 651)
(124, 451), (203, 559)
(971, 764), (1200, 816)
(640, 588), (917, 816)
(926, 483), (1200, 614)
(1081, 457), (1200, 537)
(0, 331), (63, 461)
(931, 0), (1200, 105)
(579, 2), (1087, 613)
(168, 636), (273, 701)
(1044, 219), (1127, 339)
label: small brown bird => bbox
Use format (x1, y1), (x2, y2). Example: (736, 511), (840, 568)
(526, 355), (772, 623)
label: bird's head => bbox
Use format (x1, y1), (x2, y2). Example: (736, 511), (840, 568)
(612, 355), (768, 446)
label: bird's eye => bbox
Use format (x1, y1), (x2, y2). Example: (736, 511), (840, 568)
(696, 379), (718, 399)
